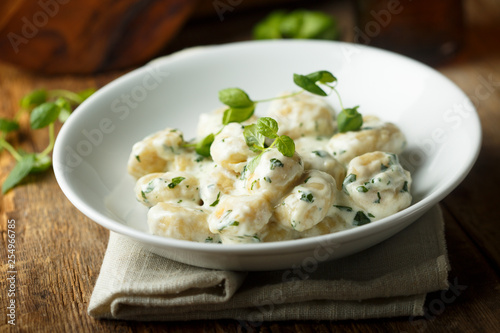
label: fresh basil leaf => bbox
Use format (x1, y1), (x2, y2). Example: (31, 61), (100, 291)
(30, 102), (61, 129)
(77, 88), (96, 102)
(20, 89), (47, 109)
(30, 155), (52, 173)
(0, 118), (19, 133)
(196, 133), (214, 157)
(222, 105), (255, 125)
(337, 106), (363, 133)
(274, 135), (295, 157)
(2, 154), (36, 193)
(293, 73), (327, 96)
(253, 10), (287, 39)
(243, 124), (265, 152)
(306, 70), (337, 84)
(257, 117), (279, 138)
(219, 88), (254, 108)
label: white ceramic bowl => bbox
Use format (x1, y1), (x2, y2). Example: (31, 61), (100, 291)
(53, 40), (481, 271)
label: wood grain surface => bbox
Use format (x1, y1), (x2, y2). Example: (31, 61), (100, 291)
(1, 0), (500, 332)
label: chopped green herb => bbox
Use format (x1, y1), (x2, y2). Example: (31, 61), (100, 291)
(343, 174), (357, 187)
(374, 192), (381, 203)
(177, 199), (183, 203)
(300, 192), (314, 203)
(144, 180), (155, 193)
(400, 181), (409, 193)
(334, 205), (353, 212)
(270, 158), (284, 170)
(368, 213), (375, 218)
(135, 155), (141, 163)
(357, 186), (369, 193)
(205, 237), (214, 243)
(264, 176), (272, 183)
(381, 163), (389, 172)
(353, 211), (371, 226)
(210, 192), (221, 207)
(168, 176), (186, 189)
(312, 150), (328, 157)
(304, 176), (311, 183)
(141, 191), (148, 203)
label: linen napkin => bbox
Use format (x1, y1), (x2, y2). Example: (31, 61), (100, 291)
(88, 205), (449, 322)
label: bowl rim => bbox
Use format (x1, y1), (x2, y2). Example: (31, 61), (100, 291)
(53, 39), (482, 254)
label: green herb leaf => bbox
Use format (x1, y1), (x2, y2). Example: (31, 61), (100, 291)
(20, 89), (47, 109)
(400, 181), (409, 193)
(222, 105), (255, 125)
(337, 106), (363, 133)
(0, 118), (19, 133)
(243, 124), (266, 152)
(306, 70), (336, 84)
(2, 154), (36, 194)
(293, 73), (327, 96)
(353, 211), (371, 226)
(257, 117), (279, 139)
(196, 133), (214, 157)
(274, 135), (295, 157)
(219, 88), (254, 108)
(168, 177), (186, 189)
(210, 192), (221, 207)
(30, 102), (60, 129)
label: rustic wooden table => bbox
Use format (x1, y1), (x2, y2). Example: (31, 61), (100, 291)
(1, 0), (499, 332)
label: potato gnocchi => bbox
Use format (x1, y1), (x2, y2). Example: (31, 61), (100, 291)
(128, 92), (412, 244)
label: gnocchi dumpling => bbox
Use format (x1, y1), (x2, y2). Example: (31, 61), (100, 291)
(148, 202), (216, 242)
(342, 151), (412, 218)
(244, 148), (304, 205)
(207, 194), (272, 244)
(274, 170), (337, 232)
(267, 92), (336, 139)
(135, 171), (201, 207)
(295, 137), (346, 189)
(210, 123), (258, 174)
(127, 128), (192, 178)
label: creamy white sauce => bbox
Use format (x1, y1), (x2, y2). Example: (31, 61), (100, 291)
(128, 93), (412, 244)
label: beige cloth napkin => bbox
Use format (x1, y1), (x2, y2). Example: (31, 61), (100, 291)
(88, 205), (449, 322)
